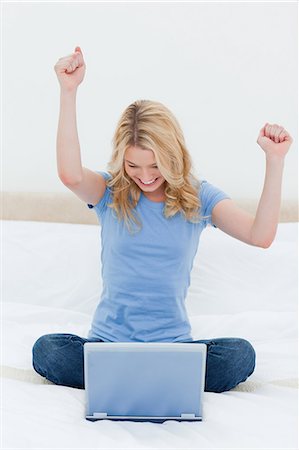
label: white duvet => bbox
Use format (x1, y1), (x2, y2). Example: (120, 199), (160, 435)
(1, 220), (298, 449)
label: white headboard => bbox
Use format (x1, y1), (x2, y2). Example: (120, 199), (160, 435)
(1, 192), (298, 224)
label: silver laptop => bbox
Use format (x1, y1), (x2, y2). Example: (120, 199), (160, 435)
(84, 342), (207, 423)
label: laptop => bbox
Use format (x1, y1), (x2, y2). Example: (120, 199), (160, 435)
(84, 342), (207, 423)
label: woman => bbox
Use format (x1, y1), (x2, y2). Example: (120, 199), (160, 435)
(32, 46), (293, 392)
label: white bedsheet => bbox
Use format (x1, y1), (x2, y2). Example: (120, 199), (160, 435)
(1, 220), (298, 449)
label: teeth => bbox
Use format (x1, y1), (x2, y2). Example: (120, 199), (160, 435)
(140, 178), (156, 185)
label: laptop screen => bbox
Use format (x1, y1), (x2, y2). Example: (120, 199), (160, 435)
(84, 342), (207, 421)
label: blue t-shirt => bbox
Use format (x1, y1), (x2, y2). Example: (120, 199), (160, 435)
(87, 171), (230, 342)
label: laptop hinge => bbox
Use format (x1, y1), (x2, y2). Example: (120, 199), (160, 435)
(180, 413), (196, 418)
(93, 412), (108, 418)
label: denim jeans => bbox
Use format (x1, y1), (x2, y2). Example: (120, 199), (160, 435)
(32, 333), (255, 393)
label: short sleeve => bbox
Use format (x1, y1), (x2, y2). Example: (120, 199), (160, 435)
(199, 179), (231, 228)
(87, 171), (112, 219)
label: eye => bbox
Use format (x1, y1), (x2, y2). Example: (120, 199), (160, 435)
(128, 165), (158, 169)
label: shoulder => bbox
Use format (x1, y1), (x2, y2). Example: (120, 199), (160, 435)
(198, 179), (231, 227)
(96, 171), (113, 182)
(199, 179), (229, 202)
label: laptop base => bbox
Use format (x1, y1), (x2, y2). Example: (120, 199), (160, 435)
(86, 415), (202, 423)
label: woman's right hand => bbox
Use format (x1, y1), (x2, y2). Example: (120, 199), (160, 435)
(54, 46), (86, 92)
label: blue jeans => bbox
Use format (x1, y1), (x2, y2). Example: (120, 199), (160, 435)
(32, 334), (255, 393)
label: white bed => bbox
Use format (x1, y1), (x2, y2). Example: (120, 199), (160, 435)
(2, 218), (298, 449)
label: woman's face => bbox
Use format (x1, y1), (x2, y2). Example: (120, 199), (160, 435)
(124, 146), (166, 194)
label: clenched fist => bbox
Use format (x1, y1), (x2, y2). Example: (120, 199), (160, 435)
(54, 46), (86, 92)
(257, 123), (293, 160)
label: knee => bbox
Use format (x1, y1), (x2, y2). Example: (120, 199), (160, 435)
(205, 337), (256, 393)
(32, 333), (86, 388)
(32, 333), (55, 357)
(238, 338), (256, 377)
(32, 334), (54, 377)
(32, 333), (71, 379)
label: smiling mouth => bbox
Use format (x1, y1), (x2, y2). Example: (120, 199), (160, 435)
(138, 178), (158, 185)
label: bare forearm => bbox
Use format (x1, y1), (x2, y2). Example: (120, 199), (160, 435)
(251, 156), (285, 247)
(56, 89), (83, 183)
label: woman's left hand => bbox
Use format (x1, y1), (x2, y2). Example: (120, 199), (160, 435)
(257, 123), (293, 159)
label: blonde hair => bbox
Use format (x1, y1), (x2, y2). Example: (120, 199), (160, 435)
(105, 99), (207, 234)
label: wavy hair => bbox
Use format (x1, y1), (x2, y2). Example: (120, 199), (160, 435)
(105, 99), (207, 234)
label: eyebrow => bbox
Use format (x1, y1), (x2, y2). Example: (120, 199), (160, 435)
(125, 160), (157, 166)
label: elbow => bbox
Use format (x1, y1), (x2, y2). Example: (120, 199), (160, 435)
(253, 239), (273, 249)
(58, 172), (82, 186)
(259, 241), (273, 249)
(251, 230), (277, 249)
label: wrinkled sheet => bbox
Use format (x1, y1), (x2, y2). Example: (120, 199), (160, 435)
(1, 220), (298, 449)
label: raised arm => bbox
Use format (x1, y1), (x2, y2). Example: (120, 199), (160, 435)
(211, 123), (293, 248)
(54, 47), (106, 206)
